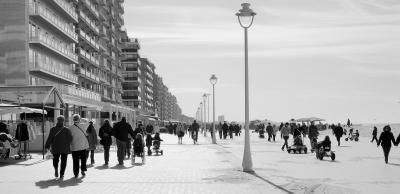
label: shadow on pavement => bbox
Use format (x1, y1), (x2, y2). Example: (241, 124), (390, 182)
(109, 164), (134, 170)
(245, 171), (295, 194)
(35, 177), (83, 188)
(388, 163), (400, 167)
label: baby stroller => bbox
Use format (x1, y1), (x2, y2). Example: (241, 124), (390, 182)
(0, 133), (18, 159)
(315, 136), (336, 161)
(152, 132), (163, 155)
(287, 135), (308, 154)
(131, 134), (145, 165)
(259, 129), (265, 138)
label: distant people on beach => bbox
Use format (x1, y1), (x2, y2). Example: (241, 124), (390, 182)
(377, 125), (397, 164)
(371, 126), (378, 143)
(333, 123), (344, 146)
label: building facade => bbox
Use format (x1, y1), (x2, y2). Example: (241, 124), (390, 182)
(0, 0), (134, 127)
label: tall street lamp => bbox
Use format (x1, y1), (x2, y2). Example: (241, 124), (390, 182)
(210, 74), (218, 144)
(236, 2), (256, 173)
(200, 102), (203, 126)
(202, 94), (207, 137)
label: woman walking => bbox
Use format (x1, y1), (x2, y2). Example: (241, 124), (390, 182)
(99, 120), (112, 166)
(281, 123), (290, 151)
(45, 116), (72, 180)
(86, 121), (98, 165)
(377, 125), (396, 164)
(177, 123), (185, 144)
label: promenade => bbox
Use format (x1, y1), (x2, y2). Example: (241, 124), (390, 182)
(0, 133), (285, 194)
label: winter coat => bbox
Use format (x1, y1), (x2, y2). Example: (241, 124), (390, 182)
(86, 124), (98, 150)
(378, 131), (396, 148)
(222, 123), (229, 132)
(112, 120), (135, 142)
(68, 123), (89, 152)
(99, 124), (113, 146)
(45, 124), (72, 154)
(191, 122), (200, 132)
(266, 125), (273, 135)
(372, 128), (377, 136)
(308, 125), (319, 138)
(146, 134), (153, 147)
(334, 126), (344, 137)
(281, 126), (290, 137)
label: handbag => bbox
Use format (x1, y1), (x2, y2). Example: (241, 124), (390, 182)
(45, 149), (53, 160)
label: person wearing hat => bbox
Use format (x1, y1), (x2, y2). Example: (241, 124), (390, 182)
(86, 120), (98, 165)
(68, 114), (89, 178)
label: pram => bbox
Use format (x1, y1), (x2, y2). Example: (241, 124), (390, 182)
(287, 135), (308, 154)
(131, 134), (145, 165)
(345, 130), (359, 142)
(0, 133), (18, 159)
(152, 140), (163, 155)
(259, 129), (265, 138)
(315, 137), (336, 161)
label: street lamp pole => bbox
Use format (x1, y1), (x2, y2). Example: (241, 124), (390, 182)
(203, 94), (207, 137)
(236, 2), (256, 173)
(210, 74), (218, 144)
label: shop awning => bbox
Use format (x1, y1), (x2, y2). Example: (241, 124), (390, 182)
(0, 86), (64, 109)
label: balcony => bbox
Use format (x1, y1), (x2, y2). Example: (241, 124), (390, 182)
(61, 85), (101, 102)
(76, 68), (100, 82)
(78, 48), (99, 67)
(115, 14), (124, 26)
(81, 0), (99, 19)
(145, 79), (153, 87)
(47, 0), (78, 23)
(29, 59), (78, 85)
(79, 11), (100, 35)
(145, 72), (153, 80)
(78, 30), (100, 51)
(29, 34), (78, 64)
(29, 4), (78, 43)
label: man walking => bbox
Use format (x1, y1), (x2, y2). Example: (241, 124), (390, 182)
(281, 123), (290, 151)
(69, 114), (89, 178)
(334, 123), (344, 146)
(371, 126), (378, 143)
(112, 117), (135, 165)
(191, 120), (199, 144)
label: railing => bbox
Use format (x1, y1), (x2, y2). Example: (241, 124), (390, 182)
(79, 11), (100, 34)
(53, 0), (78, 21)
(79, 30), (99, 50)
(77, 68), (100, 82)
(29, 4), (77, 41)
(61, 85), (101, 102)
(78, 49), (99, 66)
(82, 0), (99, 18)
(29, 58), (78, 83)
(29, 34), (78, 62)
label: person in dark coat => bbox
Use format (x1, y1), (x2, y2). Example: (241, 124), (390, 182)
(308, 122), (319, 149)
(86, 121), (98, 165)
(145, 133), (153, 155)
(266, 123), (273, 141)
(228, 124), (234, 139)
(45, 116), (72, 179)
(371, 126), (378, 143)
(99, 120), (112, 166)
(112, 117), (135, 165)
(377, 125), (397, 164)
(222, 122), (228, 139)
(334, 123), (344, 146)
(218, 122), (223, 139)
(191, 120), (199, 143)
(0, 122), (9, 134)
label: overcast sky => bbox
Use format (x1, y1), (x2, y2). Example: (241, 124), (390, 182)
(124, 0), (400, 124)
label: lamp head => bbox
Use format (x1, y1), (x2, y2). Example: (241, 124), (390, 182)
(210, 74), (218, 85)
(203, 93), (207, 101)
(236, 3), (256, 28)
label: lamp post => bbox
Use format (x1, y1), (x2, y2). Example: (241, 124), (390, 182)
(200, 102), (203, 127)
(210, 74), (218, 144)
(236, 2), (256, 173)
(202, 94), (207, 137)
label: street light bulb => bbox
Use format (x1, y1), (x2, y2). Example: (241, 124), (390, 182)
(236, 3), (256, 28)
(203, 94), (207, 101)
(210, 74), (218, 85)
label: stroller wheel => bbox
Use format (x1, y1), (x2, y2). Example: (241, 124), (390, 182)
(331, 152), (336, 161)
(345, 138), (348, 141)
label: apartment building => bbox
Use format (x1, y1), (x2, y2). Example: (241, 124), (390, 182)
(139, 58), (155, 114)
(0, 0), (133, 127)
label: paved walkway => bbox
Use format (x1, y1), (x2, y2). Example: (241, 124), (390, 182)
(0, 133), (285, 194)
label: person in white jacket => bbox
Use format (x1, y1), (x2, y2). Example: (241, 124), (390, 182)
(68, 114), (89, 178)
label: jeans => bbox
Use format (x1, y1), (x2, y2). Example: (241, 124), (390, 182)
(219, 131), (222, 139)
(53, 153), (68, 176)
(103, 146), (110, 164)
(382, 146), (391, 164)
(336, 136), (341, 146)
(116, 139), (127, 164)
(282, 136), (289, 150)
(126, 138), (131, 158)
(371, 136), (378, 143)
(86, 150), (94, 164)
(72, 150), (87, 176)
